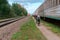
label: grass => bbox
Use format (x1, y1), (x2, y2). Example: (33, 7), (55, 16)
(11, 17), (47, 40)
(41, 20), (60, 36)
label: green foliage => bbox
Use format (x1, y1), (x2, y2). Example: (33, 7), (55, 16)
(0, 0), (11, 19)
(9, 7), (17, 17)
(0, 0), (8, 4)
(0, 0), (27, 19)
(12, 3), (27, 16)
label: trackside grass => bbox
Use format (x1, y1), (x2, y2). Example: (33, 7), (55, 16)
(11, 17), (47, 40)
(41, 20), (60, 37)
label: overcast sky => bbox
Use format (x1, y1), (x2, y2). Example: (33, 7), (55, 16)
(8, 0), (44, 14)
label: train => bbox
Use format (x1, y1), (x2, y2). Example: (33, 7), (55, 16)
(34, 0), (60, 20)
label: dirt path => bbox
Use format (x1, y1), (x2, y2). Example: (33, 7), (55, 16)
(33, 17), (60, 40)
(37, 23), (60, 40)
(0, 17), (30, 40)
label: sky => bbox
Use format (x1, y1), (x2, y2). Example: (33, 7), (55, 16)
(8, 0), (44, 14)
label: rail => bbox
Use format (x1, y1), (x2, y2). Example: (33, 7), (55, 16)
(0, 16), (25, 27)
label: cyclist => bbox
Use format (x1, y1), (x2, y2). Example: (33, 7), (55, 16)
(36, 15), (40, 26)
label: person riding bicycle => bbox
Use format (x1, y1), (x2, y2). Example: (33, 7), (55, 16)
(36, 15), (40, 26)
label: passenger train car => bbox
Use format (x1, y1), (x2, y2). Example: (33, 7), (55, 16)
(35, 0), (60, 20)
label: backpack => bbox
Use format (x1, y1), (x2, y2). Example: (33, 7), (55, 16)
(37, 17), (40, 21)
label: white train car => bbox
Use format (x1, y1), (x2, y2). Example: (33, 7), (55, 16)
(37, 0), (60, 20)
(44, 0), (60, 20)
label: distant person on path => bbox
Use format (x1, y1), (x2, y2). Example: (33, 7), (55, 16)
(36, 15), (40, 26)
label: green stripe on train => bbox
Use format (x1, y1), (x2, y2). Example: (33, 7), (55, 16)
(45, 16), (60, 20)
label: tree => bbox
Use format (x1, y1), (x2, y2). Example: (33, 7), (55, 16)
(0, 0), (11, 19)
(22, 8), (27, 16)
(0, 1), (28, 19)
(12, 3), (28, 16)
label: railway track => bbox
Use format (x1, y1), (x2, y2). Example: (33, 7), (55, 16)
(0, 16), (25, 27)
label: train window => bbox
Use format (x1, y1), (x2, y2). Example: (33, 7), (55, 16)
(58, 0), (60, 5)
(59, 0), (60, 5)
(54, 0), (56, 6)
(51, 0), (52, 8)
(52, 0), (53, 7)
(52, 0), (54, 7)
(53, 0), (55, 7)
(57, 0), (59, 5)
(49, 0), (51, 8)
(56, 0), (58, 6)
(51, 0), (52, 7)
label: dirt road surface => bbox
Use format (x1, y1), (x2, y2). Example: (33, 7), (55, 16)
(0, 17), (29, 40)
(37, 23), (60, 40)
